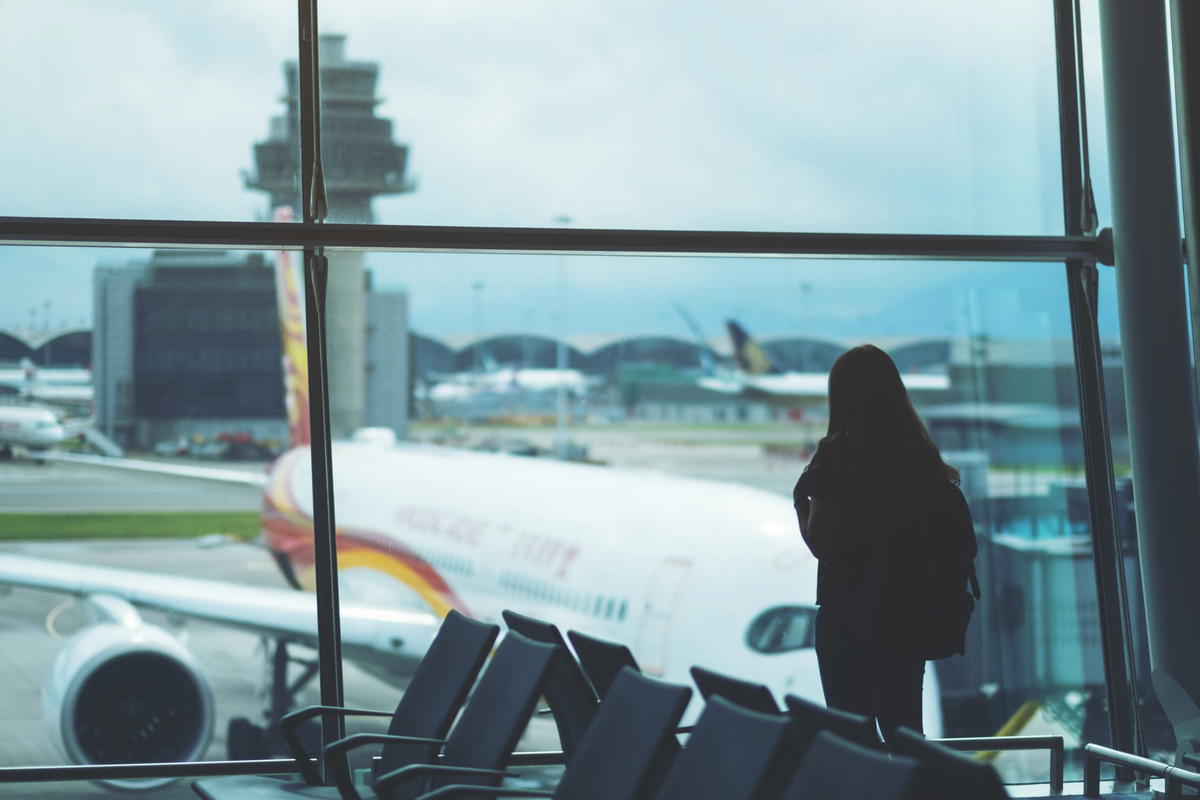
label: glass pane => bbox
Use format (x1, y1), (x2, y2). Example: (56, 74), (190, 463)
(328, 249), (1104, 783)
(315, 3), (1063, 232)
(0, 245), (315, 798)
(1083, 0), (1187, 763)
(1094, 266), (1176, 761)
(0, 2), (300, 221)
(1079, 0), (1112, 232)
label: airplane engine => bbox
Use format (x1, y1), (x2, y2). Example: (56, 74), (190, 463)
(42, 612), (214, 791)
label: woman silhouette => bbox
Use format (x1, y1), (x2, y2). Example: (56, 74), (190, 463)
(793, 344), (961, 737)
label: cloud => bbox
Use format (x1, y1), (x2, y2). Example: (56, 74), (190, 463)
(0, 0), (1112, 341)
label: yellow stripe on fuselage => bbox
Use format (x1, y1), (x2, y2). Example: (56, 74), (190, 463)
(336, 548), (456, 618)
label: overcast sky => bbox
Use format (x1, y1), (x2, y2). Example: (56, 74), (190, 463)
(0, 0), (1121, 343)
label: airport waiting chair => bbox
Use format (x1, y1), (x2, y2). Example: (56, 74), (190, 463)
(413, 667), (693, 800)
(780, 731), (923, 800)
(365, 632), (559, 800)
(651, 695), (795, 800)
(689, 665), (781, 714)
(783, 694), (881, 754)
(565, 629), (640, 700)
(501, 610), (598, 760)
(885, 726), (1009, 800)
(194, 609), (500, 800)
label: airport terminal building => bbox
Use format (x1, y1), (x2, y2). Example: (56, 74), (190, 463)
(91, 249), (410, 451)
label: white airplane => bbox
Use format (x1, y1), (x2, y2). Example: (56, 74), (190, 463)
(0, 250), (941, 789)
(698, 320), (950, 399)
(425, 366), (592, 401)
(0, 404), (66, 459)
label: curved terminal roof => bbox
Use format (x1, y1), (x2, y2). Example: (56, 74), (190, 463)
(0, 328), (93, 367)
(0, 331), (30, 362)
(754, 337), (846, 373)
(448, 333), (586, 371)
(584, 335), (715, 376)
(412, 330), (963, 377)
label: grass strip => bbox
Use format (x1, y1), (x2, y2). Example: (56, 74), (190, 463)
(0, 512), (261, 541)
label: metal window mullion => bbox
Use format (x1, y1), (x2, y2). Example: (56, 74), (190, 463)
(297, 0), (346, 765)
(0, 217), (1114, 263)
(1171, 0), (1200, 405)
(1054, 0), (1142, 761)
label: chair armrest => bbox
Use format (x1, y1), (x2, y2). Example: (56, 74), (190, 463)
(323, 732), (446, 761)
(506, 751), (567, 767)
(322, 732), (448, 800)
(279, 704), (394, 785)
(418, 786), (554, 800)
(282, 704), (394, 728)
(375, 763), (518, 793)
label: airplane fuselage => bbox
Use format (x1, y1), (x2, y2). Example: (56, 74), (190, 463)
(260, 440), (829, 706)
(0, 406), (66, 450)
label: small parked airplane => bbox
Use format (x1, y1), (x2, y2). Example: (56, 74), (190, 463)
(0, 404), (66, 460)
(0, 359), (93, 411)
(698, 320), (950, 400)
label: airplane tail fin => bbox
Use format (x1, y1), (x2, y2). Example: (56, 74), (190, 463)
(272, 208), (312, 447)
(726, 320), (778, 375)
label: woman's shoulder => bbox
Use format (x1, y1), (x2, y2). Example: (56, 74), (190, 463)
(812, 433), (852, 463)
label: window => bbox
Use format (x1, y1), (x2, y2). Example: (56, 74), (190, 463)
(0, 0), (1165, 793)
(745, 605), (817, 654)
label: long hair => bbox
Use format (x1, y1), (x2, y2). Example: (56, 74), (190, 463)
(823, 345), (958, 484)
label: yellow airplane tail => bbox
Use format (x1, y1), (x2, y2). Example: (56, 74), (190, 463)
(726, 319), (778, 376)
(272, 207), (311, 448)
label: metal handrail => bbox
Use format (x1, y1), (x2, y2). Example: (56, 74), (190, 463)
(0, 750), (568, 785)
(0, 758), (300, 783)
(1083, 743), (1200, 798)
(933, 734), (1065, 794)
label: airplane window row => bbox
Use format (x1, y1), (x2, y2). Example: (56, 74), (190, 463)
(419, 549), (475, 578)
(497, 570), (629, 622)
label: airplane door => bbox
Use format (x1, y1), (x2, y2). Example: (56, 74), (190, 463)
(635, 559), (692, 675)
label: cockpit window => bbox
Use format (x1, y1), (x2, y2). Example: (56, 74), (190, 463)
(745, 605), (816, 654)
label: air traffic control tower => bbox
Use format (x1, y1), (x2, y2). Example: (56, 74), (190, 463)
(246, 34), (413, 437)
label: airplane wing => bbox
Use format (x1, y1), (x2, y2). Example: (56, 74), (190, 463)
(41, 451), (270, 488)
(20, 452), (442, 667)
(0, 553), (438, 670)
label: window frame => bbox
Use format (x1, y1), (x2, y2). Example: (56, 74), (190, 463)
(0, 0), (1147, 785)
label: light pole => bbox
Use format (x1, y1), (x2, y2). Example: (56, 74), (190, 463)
(471, 280), (485, 379)
(553, 216), (572, 459)
(799, 282), (813, 339)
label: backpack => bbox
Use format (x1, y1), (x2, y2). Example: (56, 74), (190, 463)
(914, 479), (981, 660)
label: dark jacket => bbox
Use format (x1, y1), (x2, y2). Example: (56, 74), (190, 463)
(794, 437), (959, 641)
